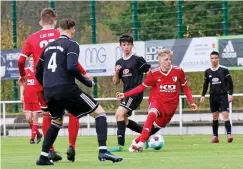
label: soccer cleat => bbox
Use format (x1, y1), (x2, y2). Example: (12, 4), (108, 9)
(132, 142), (144, 152)
(209, 136), (219, 143)
(36, 156), (54, 165)
(227, 135), (233, 143)
(128, 139), (137, 152)
(36, 133), (43, 144)
(109, 145), (124, 152)
(48, 150), (62, 162)
(30, 139), (35, 144)
(66, 145), (75, 162)
(98, 151), (123, 163)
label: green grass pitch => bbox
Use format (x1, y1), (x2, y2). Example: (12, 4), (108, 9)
(2, 135), (243, 169)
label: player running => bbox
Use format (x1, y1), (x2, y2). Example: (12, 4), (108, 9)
(110, 35), (151, 152)
(35, 18), (123, 165)
(116, 48), (198, 152)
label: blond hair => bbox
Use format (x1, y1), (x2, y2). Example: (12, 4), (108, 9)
(158, 48), (173, 58)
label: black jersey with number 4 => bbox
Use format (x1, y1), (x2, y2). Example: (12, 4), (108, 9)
(36, 35), (91, 88)
(116, 55), (151, 92)
(201, 65), (233, 96)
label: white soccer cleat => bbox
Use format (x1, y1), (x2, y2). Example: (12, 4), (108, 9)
(132, 141), (144, 152)
(128, 139), (137, 152)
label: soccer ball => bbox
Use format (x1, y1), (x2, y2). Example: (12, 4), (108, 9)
(148, 134), (165, 150)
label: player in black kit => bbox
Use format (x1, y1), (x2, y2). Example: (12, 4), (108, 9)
(35, 18), (123, 165)
(200, 51), (234, 143)
(110, 35), (154, 152)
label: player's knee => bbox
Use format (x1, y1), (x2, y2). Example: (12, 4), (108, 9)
(148, 108), (159, 116)
(222, 111), (229, 120)
(115, 111), (125, 120)
(26, 116), (32, 122)
(212, 112), (219, 120)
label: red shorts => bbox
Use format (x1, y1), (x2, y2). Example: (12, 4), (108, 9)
(149, 99), (177, 128)
(24, 102), (41, 113)
(36, 90), (47, 109)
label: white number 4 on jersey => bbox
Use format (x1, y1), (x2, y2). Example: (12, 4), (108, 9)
(48, 52), (57, 72)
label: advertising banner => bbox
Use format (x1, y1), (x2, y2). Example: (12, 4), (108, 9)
(145, 37), (217, 72)
(218, 36), (243, 67)
(1, 49), (22, 80)
(78, 41), (145, 76)
(178, 37), (217, 72)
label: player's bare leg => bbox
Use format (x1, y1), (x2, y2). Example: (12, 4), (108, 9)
(222, 111), (233, 143)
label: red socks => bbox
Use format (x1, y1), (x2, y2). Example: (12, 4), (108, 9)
(42, 113), (55, 151)
(139, 112), (157, 143)
(28, 120), (33, 129)
(31, 123), (40, 140)
(42, 113), (51, 136)
(68, 114), (80, 149)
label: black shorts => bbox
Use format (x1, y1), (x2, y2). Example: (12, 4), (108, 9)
(209, 94), (229, 113)
(44, 85), (99, 120)
(120, 93), (143, 116)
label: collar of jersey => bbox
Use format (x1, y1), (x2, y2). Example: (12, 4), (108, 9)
(123, 53), (134, 60)
(210, 65), (220, 71)
(59, 35), (70, 39)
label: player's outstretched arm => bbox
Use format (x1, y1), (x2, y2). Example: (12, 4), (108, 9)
(124, 84), (147, 98)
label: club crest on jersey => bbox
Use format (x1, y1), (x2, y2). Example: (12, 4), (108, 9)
(123, 69), (129, 74)
(172, 76), (177, 82)
(122, 69), (132, 77)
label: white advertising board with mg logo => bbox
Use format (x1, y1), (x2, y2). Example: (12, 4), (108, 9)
(79, 41), (145, 76)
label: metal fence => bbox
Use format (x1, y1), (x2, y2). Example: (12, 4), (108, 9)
(1, 0), (243, 111)
(1, 93), (243, 137)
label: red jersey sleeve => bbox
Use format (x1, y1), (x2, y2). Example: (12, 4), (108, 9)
(143, 71), (156, 87)
(179, 68), (187, 86)
(19, 37), (33, 76)
(21, 37), (32, 57)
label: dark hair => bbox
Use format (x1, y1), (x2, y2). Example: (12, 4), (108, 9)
(119, 34), (133, 44)
(59, 18), (75, 30)
(210, 51), (219, 57)
(40, 8), (56, 24)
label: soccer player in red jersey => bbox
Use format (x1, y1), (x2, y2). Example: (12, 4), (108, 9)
(18, 8), (91, 161)
(116, 48), (198, 152)
(20, 57), (43, 144)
